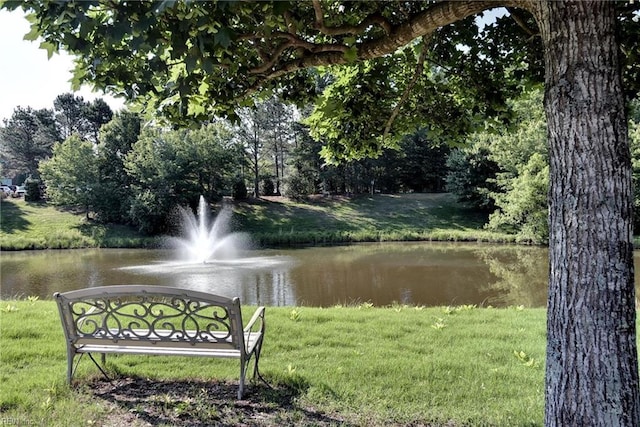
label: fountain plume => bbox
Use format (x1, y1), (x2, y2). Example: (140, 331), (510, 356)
(170, 196), (250, 263)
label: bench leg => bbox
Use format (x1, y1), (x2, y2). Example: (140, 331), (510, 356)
(238, 360), (246, 399)
(86, 353), (111, 381)
(238, 340), (268, 399)
(252, 344), (262, 380)
(66, 349), (74, 384)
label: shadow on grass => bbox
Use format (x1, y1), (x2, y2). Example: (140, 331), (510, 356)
(0, 199), (30, 233)
(74, 221), (160, 248)
(235, 193), (489, 237)
(88, 376), (353, 426)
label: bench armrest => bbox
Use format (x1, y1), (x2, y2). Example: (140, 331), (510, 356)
(243, 306), (265, 355)
(244, 306), (265, 334)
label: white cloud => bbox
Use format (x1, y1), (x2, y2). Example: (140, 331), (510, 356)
(0, 8), (125, 122)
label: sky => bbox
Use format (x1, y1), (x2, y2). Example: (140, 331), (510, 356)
(0, 8), (125, 123)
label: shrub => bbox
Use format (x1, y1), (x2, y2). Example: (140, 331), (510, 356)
(128, 190), (171, 234)
(24, 178), (42, 202)
(233, 179), (248, 200)
(262, 178), (275, 196)
(284, 172), (315, 200)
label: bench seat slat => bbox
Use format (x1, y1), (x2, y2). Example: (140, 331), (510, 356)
(77, 344), (243, 358)
(73, 331), (262, 352)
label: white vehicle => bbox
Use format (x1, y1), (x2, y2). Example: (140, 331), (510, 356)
(12, 186), (26, 197)
(0, 185), (11, 195)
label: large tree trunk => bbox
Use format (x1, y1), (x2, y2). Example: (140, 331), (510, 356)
(532, 1), (640, 424)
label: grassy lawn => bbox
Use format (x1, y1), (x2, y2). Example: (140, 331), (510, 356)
(0, 299), (546, 426)
(0, 198), (156, 250)
(1, 194), (515, 250)
(235, 193), (514, 246)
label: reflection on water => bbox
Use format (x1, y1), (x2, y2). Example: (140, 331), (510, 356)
(117, 255), (298, 305)
(2, 243), (638, 307)
(477, 246), (549, 307)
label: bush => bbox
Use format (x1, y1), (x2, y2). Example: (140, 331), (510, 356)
(128, 190), (171, 234)
(486, 153), (549, 244)
(284, 172), (315, 200)
(24, 178), (42, 202)
(262, 178), (275, 196)
(233, 179), (248, 200)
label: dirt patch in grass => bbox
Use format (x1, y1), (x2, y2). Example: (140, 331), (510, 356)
(88, 377), (352, 427)
(87, 376), (461, 426)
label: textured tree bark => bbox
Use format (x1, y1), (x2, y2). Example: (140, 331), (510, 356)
(531, 1), (640, 425)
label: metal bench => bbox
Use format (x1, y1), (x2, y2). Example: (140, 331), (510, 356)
(54, 285), (265, 399)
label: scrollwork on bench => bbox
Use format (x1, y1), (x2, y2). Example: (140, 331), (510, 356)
(70, 295), (234, 344)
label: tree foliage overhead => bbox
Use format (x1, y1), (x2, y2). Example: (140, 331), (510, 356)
(6, 1), (636, 160)
(4, 1), (546, 150)
(6, 0), (638, 118)
(304, 48), (482, 162)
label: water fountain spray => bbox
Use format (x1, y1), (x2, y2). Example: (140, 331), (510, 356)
(170, 196), (249, 263)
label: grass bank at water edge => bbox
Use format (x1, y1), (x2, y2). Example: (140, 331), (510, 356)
(0, 198), (157, 250)
(0, 299), (546, 426)
(1, 194), (516, 250)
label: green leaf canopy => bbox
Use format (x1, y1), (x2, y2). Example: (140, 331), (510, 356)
(3, 1), (547, 145)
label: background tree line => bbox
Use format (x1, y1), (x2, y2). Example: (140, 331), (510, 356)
(0, 94), (113, 183)
(2, 87), (640, 240)
(1, 90), (450, 234)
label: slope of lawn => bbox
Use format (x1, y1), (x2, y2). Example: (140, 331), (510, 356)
(235, 193), (514, 246)
(0, 198), (156, 250)
(1, 193), (514, 250)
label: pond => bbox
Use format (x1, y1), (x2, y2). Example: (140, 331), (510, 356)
(2, 242), (639, 307)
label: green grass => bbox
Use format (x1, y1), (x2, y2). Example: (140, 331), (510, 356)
(6, 193), (640, 250)
(1, 194), (515, 250)
(0, 198), (157, 250)
(235, 193), (515, 246)
(0, 299), (546, 426)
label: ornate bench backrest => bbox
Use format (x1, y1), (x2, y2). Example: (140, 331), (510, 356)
(54, 285), (244, 349)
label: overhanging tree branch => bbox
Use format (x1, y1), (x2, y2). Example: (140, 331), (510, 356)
(250, 0), (518, 82)
(506, 7), (539, 38)
(249, 32), (348, 74)
(383, 35), (430, 140)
